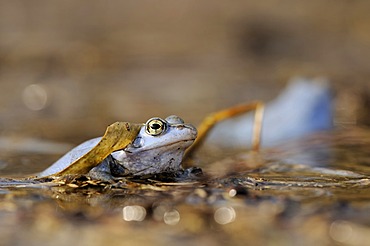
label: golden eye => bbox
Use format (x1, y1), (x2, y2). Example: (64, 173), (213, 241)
(145, 118), (167, 136)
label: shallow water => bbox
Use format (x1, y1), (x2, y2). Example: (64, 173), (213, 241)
(1, 1), (370, 245)
(1, 128), (370, 246)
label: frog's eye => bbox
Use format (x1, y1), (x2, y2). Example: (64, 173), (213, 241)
(145, 118), (167, 136)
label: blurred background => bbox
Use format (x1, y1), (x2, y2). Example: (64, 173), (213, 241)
(2, 3), (370, 245)
(0, 0), (370, 144)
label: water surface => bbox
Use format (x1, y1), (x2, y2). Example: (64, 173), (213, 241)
(1, 128), (369, 246)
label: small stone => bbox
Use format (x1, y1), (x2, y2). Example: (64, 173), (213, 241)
(67, 183), (79, 188)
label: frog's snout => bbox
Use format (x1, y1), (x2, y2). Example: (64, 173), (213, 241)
(190, 124), (198, 137)
(174, 124), (197, 139)
(184, 124), (198, 139)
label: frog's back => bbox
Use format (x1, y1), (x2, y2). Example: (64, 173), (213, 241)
(38, 137), (102, 177)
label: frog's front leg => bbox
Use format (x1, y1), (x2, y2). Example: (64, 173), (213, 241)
(88, 155), (128, 182)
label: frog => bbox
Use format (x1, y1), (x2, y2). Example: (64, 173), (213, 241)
(37, 115), (199, 181)
(36, 100), (265, 182)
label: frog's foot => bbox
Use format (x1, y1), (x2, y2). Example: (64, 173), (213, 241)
(174, 167), (203, 181)
(88, 166), (114, 183)
(87, 157), (116, 183)
(88, 155), (131, 183)
(184, 101), (264, 159)
(127, 167), (203, 183)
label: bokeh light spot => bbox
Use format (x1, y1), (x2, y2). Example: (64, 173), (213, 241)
(329, 220), (353, 243)
(214, 207), (236, 225)
(22, 84), (48, 111)
(163, 209), (180, 225)
(122, 205), (146, 222)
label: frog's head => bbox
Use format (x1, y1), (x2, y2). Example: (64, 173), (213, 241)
(111, 115), (197, 175)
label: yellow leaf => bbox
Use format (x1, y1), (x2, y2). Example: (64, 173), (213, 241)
(55, 122), (142, 176)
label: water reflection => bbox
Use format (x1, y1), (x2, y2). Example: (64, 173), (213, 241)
(122, 205), (146, 222)
(1, 128), (370, 245)
(214, 207), (236, 225)
(329, 220), (370, 245)
(123, 202), (237, 226)
(329, 220), (353, 244)
(163, 209), (180, 225)
(152, 203), (181, 225)
(228, 189), (237, 197)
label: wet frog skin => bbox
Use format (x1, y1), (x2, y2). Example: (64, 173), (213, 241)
(109, 116), (197, 175)
(38, 116), (197, 180)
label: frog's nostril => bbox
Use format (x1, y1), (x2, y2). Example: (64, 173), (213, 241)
(188, 124), (197, 132)
(186, 125), (198, 137)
